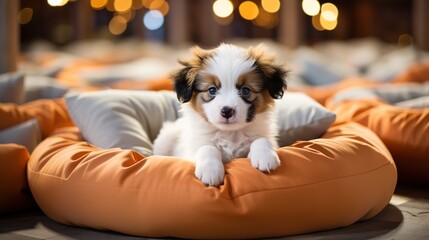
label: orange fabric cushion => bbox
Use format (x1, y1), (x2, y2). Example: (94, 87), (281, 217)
(392, 61), (429, 84)
(330, 99), (429, 184)
(27, 123), (396, 239)
(56, 60), (173, 91)
(0, 99), (73, 138)
(0, 144), (35, 213)
(290, 77), (379, 105)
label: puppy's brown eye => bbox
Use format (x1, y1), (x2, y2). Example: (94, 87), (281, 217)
(240, 87), (251, 97)
(208, 87), (218, 96)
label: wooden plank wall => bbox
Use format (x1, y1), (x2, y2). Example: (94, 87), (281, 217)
(0, 0), (18, 74)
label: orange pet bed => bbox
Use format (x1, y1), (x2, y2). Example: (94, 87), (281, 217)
(28, 120), (396, 238)
(329, 98), (429, 185)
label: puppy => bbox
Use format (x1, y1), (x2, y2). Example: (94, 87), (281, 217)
(153, 43), (287, 186)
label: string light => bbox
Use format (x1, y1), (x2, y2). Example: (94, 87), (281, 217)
(213, 0), (234, 18)
(302, 0), (320, 16)
(17, 8), (33, 24)
(319, 15), (337, 30)
(261, 0), (280, 13)
(143, 10), (164, 30)
(148, 0), (164, 10)
(90, 0), (107, 9)
(109, 15), (127, 35)
(47, 0), (68, 7)
(321, 3), (338, 21)
(114, 0), (132, 12)
(239, 1), (259, 20)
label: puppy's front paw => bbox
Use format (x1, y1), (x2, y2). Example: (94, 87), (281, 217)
(248, 138), (280, 172)
(194, 146), (225, 187)
(195, 159), (225, 187)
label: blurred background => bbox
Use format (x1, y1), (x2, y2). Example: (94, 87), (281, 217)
(1, 0), (428, 89)
(11, 0), (427, 48)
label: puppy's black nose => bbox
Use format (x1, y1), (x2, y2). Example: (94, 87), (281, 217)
(221, 106), (235, 119)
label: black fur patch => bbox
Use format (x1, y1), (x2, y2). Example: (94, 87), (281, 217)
(246, 103), (256, 122)
(253, 62), (288, 99)
(173, 67), (193, 103)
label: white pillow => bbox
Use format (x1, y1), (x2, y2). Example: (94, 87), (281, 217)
(66, 90), (181, 156)
(24, 75), (69, 102)
(293, 47), (358, 86)
(395, 96), (429, 109)
(0, 119), (41, 153)
(66, 90), (336, 155)
(0, 72), (24, 104)
(276, 92), (336, 146)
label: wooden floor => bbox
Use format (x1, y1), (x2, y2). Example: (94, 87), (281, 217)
(0, 184), (428, 240)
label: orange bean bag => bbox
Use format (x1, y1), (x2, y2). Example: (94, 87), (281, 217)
(290, 77), (379, 105)
(329, 99), (429, 185)
(0, 98), (73, 138)
(0, 99), (74, 213)
(0, 144), (35, 213)
(27, 122), (396, 239)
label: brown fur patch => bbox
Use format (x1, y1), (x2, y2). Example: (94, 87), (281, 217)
(246, 43), (284, 77)
(189, 73), (221, 120)
(238, 69), (275, 114)
(237, 71), (265, 93)
(178, 46), (214, 87)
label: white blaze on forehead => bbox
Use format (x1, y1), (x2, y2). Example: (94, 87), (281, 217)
(204, 44), (256, 88)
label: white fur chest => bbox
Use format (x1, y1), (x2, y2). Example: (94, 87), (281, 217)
(212, 131), (253, 163)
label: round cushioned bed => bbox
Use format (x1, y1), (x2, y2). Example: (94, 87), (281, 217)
(28, 119), (397, 238)
(326, 81), (429, 185)
(329, 99), (429, 185)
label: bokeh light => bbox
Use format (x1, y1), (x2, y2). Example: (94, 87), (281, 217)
(302, 0), (320, 16)
(106, 0), (115, 11)
(17, 8), (33, 25)
(398, 34), (414, 47)
(114, 0), (132, 12)
(321, 3), (338, 21)
(213, 0), (234, 18)
(143, 10), (164, 30)
(239, 1), (259, 20)
(261, 0), (280, 13)
(109, 15), (127, 35)
(90, 0), (107, 9)
(319, 15), (337, 30)
(253, 9), (278, 28)
(142, 0), (153, 8)
(156, 1), (169, 15)
(115, 9), (135, 22)
(214, 14), (234, 26)
(47, 0), (68, 7)
(311, 14), (324, 31)
(148, 0), (164, 10)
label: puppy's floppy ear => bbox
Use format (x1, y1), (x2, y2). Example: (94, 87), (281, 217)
(172, 66), (193, 103)
(247, 44), (288, 99)
(172, 46), (213, 103)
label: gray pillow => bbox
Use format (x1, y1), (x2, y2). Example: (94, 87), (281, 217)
(394, 96), (429, 109)
(331, 82), (429, 106)
(0, 119), (41, 153)
(0, 72), (24, 104)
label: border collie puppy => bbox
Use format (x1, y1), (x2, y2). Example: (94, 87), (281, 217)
(153, 43), (287, 186)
